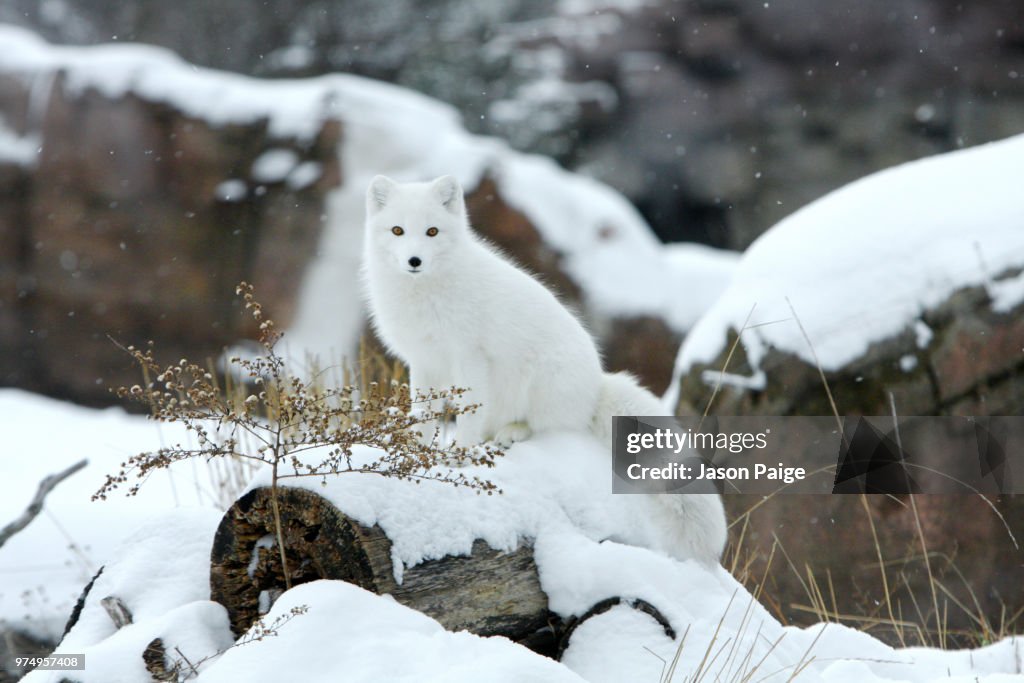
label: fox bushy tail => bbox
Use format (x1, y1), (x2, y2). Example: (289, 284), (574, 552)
(591, 372), (728, 564)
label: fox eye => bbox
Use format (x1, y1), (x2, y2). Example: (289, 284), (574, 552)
(391, 226), (404, 236)
(426, 227), (439, 237)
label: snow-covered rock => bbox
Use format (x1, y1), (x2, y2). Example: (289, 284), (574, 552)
(669, 132), (1024, 417)
(666, 133), (1024, 660)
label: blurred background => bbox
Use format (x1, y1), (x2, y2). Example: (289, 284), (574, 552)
(3, 0), (1023, 248)
(0, 0), (1022, 659)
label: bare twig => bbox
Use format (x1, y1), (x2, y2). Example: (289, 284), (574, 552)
(0, 459), (88, 550)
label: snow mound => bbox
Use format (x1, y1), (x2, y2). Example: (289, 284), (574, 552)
(195, 581), (586, 683)
(25, 601), (232, 683)
(0, 390), (226, 643)
(670, 133), (1024, 398)
(5, 390), (1023, 682)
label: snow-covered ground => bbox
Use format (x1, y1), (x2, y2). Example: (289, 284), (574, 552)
(1, 25), (1023, 683)
(2, 390), (1022, 682)
(667, 133), (1024, 403)
(0, 391), (227, 641)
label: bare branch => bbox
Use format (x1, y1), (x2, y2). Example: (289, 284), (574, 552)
(0, 459), (88, 550)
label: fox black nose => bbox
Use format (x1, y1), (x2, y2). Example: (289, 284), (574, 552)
(408, 256), (422, 268)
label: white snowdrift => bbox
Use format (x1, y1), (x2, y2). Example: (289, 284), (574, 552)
(669, 133), (1024, 401)
(0, 390), (224, 641)
(5, 391), (1022, 683)
(195, 581), (588, 683)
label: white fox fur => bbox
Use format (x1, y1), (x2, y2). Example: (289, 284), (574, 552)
(594, 372), (727, 563)
(362, 174), (726, 563)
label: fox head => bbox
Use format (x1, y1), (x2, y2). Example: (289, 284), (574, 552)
(364, 175), (468, 277)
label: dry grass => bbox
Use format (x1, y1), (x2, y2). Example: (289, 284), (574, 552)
(706, 301), (1021, 653)
(647, 589), (821, 683)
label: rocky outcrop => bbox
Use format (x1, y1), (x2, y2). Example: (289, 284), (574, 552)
(673, 281), (1024, 643)
(674, 282), (1024, 418)
(0, 73), (340, 405)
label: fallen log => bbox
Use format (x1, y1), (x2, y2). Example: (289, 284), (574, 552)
(209, 486), (554, 645)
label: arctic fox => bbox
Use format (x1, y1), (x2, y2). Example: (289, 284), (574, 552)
(362, 174), (726, 562)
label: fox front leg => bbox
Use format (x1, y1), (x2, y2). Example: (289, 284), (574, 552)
(451, 356), (492, 446)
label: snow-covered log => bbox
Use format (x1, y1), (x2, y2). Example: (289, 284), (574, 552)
(210, 486), (553, 645)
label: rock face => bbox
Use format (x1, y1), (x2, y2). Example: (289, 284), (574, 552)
(0, 74), (341, 405)
(674, 283), (1024, 644)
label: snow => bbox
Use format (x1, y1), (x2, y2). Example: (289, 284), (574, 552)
(285, 160), (323, 190)
(669, 133), (1024, 401)
(0, 26), (334, 141)
(3, 393), (1023, 683)
(26, 601), (232, 683)
(213, 178), (247, 202)
(558, 602), (674, 680)
(15, 507), (229, 683)
(559, 0), (663, 14)
(250, 148), (299, 184)
(663, 243), (742, 331)
(0, 390), (229, 642)
(991, 269), (1024, 314)
(0, 116), (39, 167)
(489, 77), (618, 136)
(914, 319), (933, 348)
(264, 45), (316, 72)
(195, 581), (587, 683)
(243, 431), (712, 583)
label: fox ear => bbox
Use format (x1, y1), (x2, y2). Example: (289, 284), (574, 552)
(432, 175), (464, 214)
(366, 175), (396, 214)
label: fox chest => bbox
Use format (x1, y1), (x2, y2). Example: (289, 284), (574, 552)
(371, 283), (479, 353)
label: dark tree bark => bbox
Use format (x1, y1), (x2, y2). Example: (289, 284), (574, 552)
(209, 487), (555, 645)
